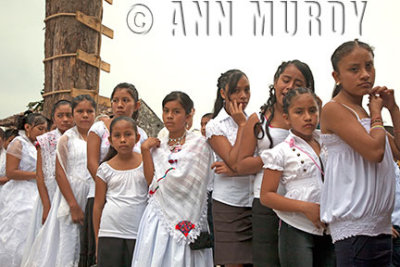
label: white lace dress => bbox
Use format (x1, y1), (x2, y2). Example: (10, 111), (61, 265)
(21, 126), (92, 267)
(0, 132), (37, 267)
(21, 129), (62, 266)
(131, 132), (213, 267)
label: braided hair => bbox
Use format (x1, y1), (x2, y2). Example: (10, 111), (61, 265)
(256, 60), (315, 148)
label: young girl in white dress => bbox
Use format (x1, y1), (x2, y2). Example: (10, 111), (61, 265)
(132, 91), (213, 267)
(93, 116), (148, 267)
(205, 69), (254, 266)
(236, 60), (314, 267)
(84, 83), (147, 266)
(21, 100), (73, 265)
(260, 88), (335, 267)
(0, 112), (47, 267)
(320, 40), (400, 266)
(21, 95), (96, 267)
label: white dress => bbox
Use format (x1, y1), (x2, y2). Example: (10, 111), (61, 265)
(21, 126), (92, 267)
(131, 131), (213, 267)
(21, 129), (62, 266)
(320, 105), (395, 242)
(0, 131), (37, 267)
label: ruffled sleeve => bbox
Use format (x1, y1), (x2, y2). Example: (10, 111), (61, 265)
(260, 144), (285, 171)
(96, 162), (111, 183)
(6, 138), (23, 160)
(205, 119), (223, 139)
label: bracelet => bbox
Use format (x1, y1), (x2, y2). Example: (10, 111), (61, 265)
(371, 118), (383, 125)
(370, 125), (385, 131)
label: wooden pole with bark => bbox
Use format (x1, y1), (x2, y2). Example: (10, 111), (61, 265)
(42, 0), (112, 117)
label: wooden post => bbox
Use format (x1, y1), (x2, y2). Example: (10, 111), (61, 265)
(43, 0), (110, 117)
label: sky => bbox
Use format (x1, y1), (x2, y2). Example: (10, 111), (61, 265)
(1, 0), (400, 131)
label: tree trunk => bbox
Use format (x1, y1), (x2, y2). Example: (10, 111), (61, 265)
(43, 0), (102, 117)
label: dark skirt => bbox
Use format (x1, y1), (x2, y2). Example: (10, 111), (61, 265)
(212, 199), (252, 265)
(79, 197), (96, 267)
(252, 197), (280, 267)
(97, 237), (136, 267)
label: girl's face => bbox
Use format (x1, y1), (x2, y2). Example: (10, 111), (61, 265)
(333, 47), (375, 97)
(274, 64), (307, 107)
(284, 93), (319, 140)
(109, 120), (139, 155)
(162, 100), (191, 136)
(53, 104), (73, 133)
(221, 75), (250, 110)
(73, 100), (95, 131)
(111, 88), (140, 118)
(26, 123), (47, 142)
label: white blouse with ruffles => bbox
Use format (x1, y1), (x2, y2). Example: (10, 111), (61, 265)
(261, 130), (325, 235)
(205, 108), (254, 207)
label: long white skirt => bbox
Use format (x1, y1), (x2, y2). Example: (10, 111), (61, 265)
(131, 201), (213, 267)
(0, 180), (37, 267)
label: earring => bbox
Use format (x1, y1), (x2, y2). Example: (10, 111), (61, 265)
(336, 82), (341, 86)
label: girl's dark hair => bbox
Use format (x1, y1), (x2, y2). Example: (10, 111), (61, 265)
(212, 69), (247, 119)
(102, 116), (138, 162)
(256, 60), (314, 148)
(71, 94), (97, 113)
(331, 39), (374, 97)
(0, 128), (4, 140)
(15, 111), (48, 130)
(202, 113), (213, 119)
(111, 82), (140, 120)
(4, 129), (19, 140)
(162, 91), (194, 115)
(283, 87), (319, 114)
(51, 99), (72, 120)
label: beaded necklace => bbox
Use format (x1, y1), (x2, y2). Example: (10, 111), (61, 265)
(168, 131), (186, 153)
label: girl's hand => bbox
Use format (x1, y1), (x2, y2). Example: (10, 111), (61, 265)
(42, 204), (51, 224)
(211, 161), (236, 176)
(372, 86), (397, 112)
(302, 202), (326, 229)
(226, 99), (247, 127)
(392, 226), (400, 239)
(141, 137), (160, 151)
(70, 203), (84, 225)
(368, 89), (384, 115)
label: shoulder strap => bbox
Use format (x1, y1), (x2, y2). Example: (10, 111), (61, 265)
(330, 100), (361, 121)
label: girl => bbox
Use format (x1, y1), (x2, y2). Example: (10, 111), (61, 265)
(21, 100), (74, 265)
(237, 60), (315, 267)
(205, 69), (253, 267)
(93, 116), (148, 267)
(21, 95), (96, 267)
(0, 112), (47, 267)
(260, 88), (335, 267)
(132, 91), (213, 267)
(0, 128), (7, 188)
(320, 40), (400, 266)
(84, 82), (147, 266)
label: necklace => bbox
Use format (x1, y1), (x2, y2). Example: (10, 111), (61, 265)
(168, 131), (186, 152)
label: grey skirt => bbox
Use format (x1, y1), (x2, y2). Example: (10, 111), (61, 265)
(212, 199), (252, 265)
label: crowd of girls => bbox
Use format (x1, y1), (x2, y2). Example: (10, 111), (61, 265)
(0, 39), (399, 267)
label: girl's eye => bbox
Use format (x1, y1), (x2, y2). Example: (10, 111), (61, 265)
(122, 98), (130, 103)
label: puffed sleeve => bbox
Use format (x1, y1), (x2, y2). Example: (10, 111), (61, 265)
(260, 144), (285, 171)
(205, 119), (223, 139)
(88, 121), (106, 138)
(96, 162), (110, 183)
